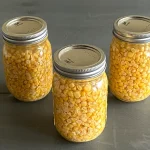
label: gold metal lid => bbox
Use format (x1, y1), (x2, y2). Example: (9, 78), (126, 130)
(54, 44), (106, 79)
(2, 16), (47, 44)
(113, 15), (150, 43)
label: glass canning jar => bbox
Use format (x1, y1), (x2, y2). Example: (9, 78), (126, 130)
(109, 15), (150, 102)
(53, 44), (108, 142)
(2, 16), (53, 102)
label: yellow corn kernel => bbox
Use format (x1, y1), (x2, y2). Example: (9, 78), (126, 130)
(81, 91), (86, 96)
(120, 76), (126, 80)
(60, 85), (65, 90)
(84, 84), (92, 92)
(74, 91), (81, 98)
(69, 83), (75, 88)
(81, 101), (87, 107)
(68, 91), (74, 97)
(128, 52), (134, 57)
(77, 85), (82, 91)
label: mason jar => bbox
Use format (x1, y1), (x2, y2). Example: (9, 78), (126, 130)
(53, 44), (108, 142)
(2, 16), (53, 102)
(109, 15), (150, 102)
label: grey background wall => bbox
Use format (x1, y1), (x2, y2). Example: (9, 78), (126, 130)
(0, 0), (150, 150)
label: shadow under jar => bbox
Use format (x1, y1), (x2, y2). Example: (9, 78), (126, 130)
(109, 15), (150, 102)
(2, 16), (53, 102)
(53, 44), (108, 142)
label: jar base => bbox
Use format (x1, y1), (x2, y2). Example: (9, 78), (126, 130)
(11, 88), (51, 102)
(55, 126), (105, 143)
(110, 88), (149, 102)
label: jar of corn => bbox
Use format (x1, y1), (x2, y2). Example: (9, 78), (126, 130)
(109, 15), (150, 102)
(53, 44), (108, 142)
(2, 16), (53, 102)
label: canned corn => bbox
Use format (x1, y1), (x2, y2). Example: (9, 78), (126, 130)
(53, 44), (108, 142)
(109, 15), (150, 102)
(2, 16), (53, 102)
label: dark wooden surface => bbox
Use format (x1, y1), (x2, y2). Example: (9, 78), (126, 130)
(0, 0), (150, 150)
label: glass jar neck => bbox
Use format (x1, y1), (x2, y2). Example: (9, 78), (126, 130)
(54, 71), (106, 82)
(4, 37), (48, 47)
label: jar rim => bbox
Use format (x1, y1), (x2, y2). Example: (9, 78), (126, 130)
(54, 44), (106, 79)
(2, 16), (48, 44)
(113, 15), (150, 43)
